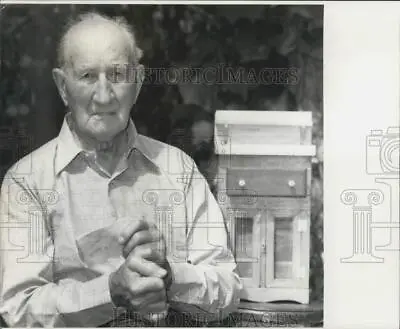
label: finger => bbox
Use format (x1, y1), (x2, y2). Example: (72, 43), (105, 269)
(127, 256), (167, 278)
(129, 276), (165, 296)
(122, 230), (157, 258)
(118, 217), (149, 245)
(128, 243), (164, 263)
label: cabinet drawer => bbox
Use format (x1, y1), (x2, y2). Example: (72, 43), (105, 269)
(226, 169), (307, 197)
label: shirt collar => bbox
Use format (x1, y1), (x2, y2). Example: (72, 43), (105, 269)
(125, 120), (161, 173)
(55, 115), (84, 175)
(55, 115), (159, 175)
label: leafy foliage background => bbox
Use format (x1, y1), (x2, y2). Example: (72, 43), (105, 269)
(0, 4), (323, 304)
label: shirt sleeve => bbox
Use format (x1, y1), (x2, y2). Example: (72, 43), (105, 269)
(0, 173), (116, 327)
(166, 158), (243, 322)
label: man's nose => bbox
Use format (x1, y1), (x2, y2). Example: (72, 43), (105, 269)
(93, 73), (113, 105)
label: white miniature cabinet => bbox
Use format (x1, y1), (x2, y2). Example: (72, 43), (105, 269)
(214, 111), (316, 304)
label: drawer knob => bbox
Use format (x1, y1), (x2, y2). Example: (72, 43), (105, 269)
(261, 243), (266, 253)
(238, 179), (246, 187)
(288, 180), (296, 188)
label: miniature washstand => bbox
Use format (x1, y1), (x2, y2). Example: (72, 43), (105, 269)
(214, 110), (316, 304)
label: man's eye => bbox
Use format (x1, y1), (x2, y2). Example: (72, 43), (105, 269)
(79, 72), (97, 81)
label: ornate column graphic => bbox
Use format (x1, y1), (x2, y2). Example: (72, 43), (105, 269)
(17, 189), (58, 263)
(216, 189), (259, 263)
(142, 189), (185, 255)
(141, 189), (186, 323)
(373, 177), (400, 250)
(341, 189), (384, 263)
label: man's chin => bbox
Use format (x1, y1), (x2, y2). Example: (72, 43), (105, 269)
(91, 131), (119, 143)
(84, 126), (118, 142)
(88, 123), (125, 142)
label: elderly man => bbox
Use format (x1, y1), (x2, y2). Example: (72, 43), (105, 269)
(0, 12), (241, 327)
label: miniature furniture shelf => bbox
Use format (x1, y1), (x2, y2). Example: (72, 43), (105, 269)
(214, 110), (316, 304)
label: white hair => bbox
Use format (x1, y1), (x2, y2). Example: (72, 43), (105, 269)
(57, 11), (143, 69)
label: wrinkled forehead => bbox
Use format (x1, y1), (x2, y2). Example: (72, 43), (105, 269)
(64, 20), (132, 69)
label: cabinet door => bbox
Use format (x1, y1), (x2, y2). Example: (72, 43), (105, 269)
(265, 206), (309, 289)
(228, 207), (263, 288)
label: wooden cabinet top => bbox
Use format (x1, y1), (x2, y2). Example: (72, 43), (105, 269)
(214, 110), (316, 156)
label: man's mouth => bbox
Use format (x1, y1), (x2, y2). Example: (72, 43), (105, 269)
(92, 112), (116, 117)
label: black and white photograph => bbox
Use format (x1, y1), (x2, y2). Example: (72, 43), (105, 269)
(0, 2), (325, 327)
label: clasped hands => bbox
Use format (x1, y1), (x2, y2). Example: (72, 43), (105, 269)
(109, 218), (172, 316)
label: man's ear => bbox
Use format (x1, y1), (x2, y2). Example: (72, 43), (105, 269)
(133, 64), (145, 103)
(52, 68), (69, 107)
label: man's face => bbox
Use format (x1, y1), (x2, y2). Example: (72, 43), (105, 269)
(53, 21), (143, 142)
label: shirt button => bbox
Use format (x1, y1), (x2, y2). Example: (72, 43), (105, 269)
(128, 148), (136, 158)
